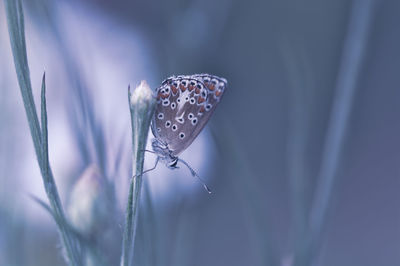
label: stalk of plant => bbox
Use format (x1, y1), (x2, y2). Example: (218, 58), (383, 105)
(292, 0), (375, 265)
(121, 81), (156, 266)
(4, 0), (82, 265)
(211, 121), (278, 266)
(283, 44), (312, 264)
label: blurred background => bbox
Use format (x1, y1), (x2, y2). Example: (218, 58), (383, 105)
(1, 0), (400, 265)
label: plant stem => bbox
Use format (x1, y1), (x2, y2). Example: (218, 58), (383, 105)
(121, 81), (156, 266)
(4, 1), (81, 265)
(293, 0), (375, 265)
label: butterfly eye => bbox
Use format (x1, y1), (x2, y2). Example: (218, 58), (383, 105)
(179, 132), (185, 139)
(171, 102), (176, 109)
(182, 81), (187, 86)
(190, 81), (196, 86)
(191, 118), (198, 125)
(185, 96), (189, 102)
(165, 120), (171, 128)
(162, 99), (170, 106)
(188, 113), (194, 120)
(157, 113), (164, 119)
(190, 98), (196, 104)
(173, 82), (178, 87)
(157, 127), (161, 132)
(201, 91), (207, 98)
(172, 124), (178, 131)
(206, 104), (212, 111)
(196, 84), (202, 90)
(177, 98), (181, 103)
(165, 87), (170, 93)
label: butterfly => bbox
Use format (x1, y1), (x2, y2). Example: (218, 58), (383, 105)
(148, 74), (227, 192)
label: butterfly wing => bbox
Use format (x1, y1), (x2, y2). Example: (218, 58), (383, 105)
(151, 74), (227, 156)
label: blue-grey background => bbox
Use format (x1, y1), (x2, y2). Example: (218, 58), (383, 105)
(0, 0), (399, 266)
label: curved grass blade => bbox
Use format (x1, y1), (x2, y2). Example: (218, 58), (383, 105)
(4, 1), (82, 264)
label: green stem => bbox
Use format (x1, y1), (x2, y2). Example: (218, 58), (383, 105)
(293, 0), (375, 265)
(121, 82), (156, 266)
(4, 1), (81, 265)
(41, 74), (82, 265)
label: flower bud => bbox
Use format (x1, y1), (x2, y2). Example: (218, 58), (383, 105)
(68, 165), (112, 238)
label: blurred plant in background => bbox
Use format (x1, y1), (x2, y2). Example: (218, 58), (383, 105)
(68, 165), (116, 265)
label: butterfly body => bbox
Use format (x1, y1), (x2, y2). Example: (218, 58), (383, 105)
(149, 74), (227, 192)
(150, 138), (179, 169)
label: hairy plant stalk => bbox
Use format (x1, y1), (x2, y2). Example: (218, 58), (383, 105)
(293, 0), (375, 265)
(121, 81), (156, 266)
(4, 0), (81, 265)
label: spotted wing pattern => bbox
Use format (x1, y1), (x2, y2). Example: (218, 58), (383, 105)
(151, 74), (227, 156)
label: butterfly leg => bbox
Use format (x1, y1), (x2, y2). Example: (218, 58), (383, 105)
(139, 149), (157, 155)
(131, 157), (160, 179)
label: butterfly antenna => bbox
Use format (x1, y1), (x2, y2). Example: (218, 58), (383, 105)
(178, 158), (212, 194)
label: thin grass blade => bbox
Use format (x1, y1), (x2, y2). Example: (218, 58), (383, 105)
(4, 1), (82, 264)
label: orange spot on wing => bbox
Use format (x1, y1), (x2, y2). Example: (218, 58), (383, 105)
(199, 106), (205, 113)
(188, 85), (195, 91)
(197, 97), (205, 104)
(195, 87), (201, 94)
(208, 83), (216, 91)
(161, 92), (170, 99)
(171, 85), (178, 94)
(179, 84), (187, 92)
(215, 90), (222, 97)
